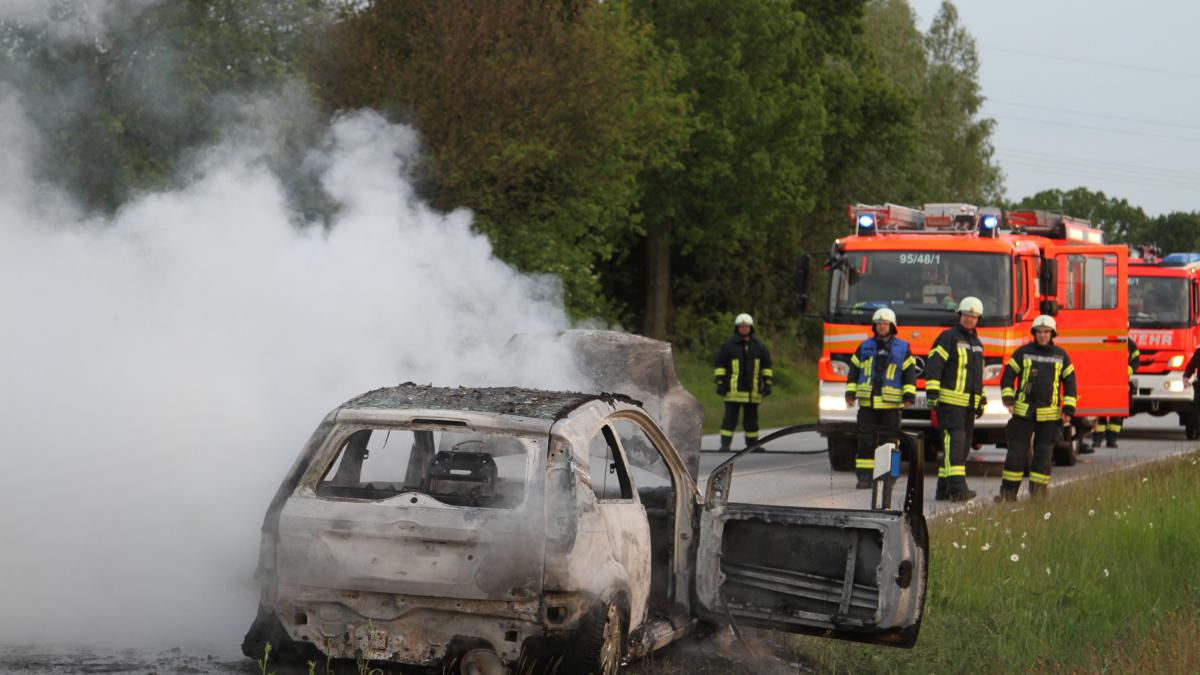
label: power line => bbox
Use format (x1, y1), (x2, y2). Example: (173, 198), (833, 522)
(997, 114), (1200, 145)
(982, 44), (1200, 80)
(1000, 160), (1200, 192)
(997, 149), (1200, 182)
(990, 100), (1200, 132)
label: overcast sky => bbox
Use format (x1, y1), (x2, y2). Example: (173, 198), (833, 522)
(908, 0), (1200, 215)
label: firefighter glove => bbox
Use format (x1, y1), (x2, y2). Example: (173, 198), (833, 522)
(716, 383), (729, 396)
(761, 382), (773, 396)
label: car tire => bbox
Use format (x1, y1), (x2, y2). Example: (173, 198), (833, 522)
(828, 436), (856, 472)
(565, 598), (625, 675)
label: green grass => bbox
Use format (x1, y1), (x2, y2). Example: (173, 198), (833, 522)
(790, 451), (1200, 673)
(673, 337), (818, 435)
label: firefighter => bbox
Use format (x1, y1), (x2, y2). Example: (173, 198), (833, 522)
(996, 315), (1078, 501)
(1091, 339), (1139, 450)
(844, 308), (918, 489)
(924, 296), (986, 502)
(1183, 345), (1200, 428)
(713, 313), (773, 451)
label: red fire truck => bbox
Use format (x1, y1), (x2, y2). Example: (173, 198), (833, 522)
(818, 204), (1130, 471)
(1127, 251), (1200, 438)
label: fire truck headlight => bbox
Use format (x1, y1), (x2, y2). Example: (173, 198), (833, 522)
(984, 398), (1009, 416)
(829, 361), (849, 376)
(983, 364), (1004, 380)
(820, 396), (849, 411)
(1168, 354), (1185, 368)
(1165, 379), (1187, 392)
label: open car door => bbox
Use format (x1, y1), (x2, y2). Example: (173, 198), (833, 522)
(1044, 245), (1129, 417)
(693, 427), (928, 647)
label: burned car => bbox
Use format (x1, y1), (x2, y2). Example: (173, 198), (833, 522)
(243, 384), (927, 673)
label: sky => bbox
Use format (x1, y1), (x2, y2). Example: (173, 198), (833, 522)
(909, 0), (1200, 216)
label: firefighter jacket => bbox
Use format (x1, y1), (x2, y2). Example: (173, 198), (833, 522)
(924, 324), (985, 409)
(1185, 346), (1200, 381)
(1127, 340), (1140, 377)
(1000, 341), (1077, 421)
(845, 335), (917, 409)
(713, 334), (773, 404)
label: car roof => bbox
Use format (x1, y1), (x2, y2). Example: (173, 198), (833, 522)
(340, 383), (642, 422)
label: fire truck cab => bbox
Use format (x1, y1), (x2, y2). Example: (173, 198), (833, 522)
(818, 204), (1130, 471)
(1127, 251), (1200, 438)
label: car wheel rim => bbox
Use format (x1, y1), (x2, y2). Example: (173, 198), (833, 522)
(599, 602), (621, 675)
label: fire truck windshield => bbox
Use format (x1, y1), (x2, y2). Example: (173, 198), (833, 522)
(1129, 276), (1190, 328)
(828, 251), (1012, 326)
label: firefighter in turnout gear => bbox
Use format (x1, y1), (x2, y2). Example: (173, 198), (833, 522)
(924, 296), (986, 502)
(1092, 340), (1139, 450)
(714, 314), (773, 451)
(844, 308), (917, 489)
(997, 315), (1078, 501)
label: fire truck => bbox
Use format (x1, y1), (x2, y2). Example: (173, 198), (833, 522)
(818, 204), (1130, 471)
(1127, 250), (1200, 438)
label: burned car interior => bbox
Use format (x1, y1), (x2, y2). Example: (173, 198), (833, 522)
(317, 426), (529, 508)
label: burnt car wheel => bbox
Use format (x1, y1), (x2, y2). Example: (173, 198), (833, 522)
(566, 598), (625, 675)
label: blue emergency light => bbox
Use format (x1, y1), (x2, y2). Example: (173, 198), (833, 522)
(856, 213), (876, 235)
(982, 214), (999, 229)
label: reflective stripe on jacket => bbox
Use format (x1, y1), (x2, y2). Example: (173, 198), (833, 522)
(713, 334), (773, 403)
(846, 336), (917, 409)
(924, 324), (984, 408)
(1000, 342), (1078, 421)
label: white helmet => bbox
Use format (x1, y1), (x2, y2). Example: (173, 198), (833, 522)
(958, 296), (984, 317)
(735, 313), (754, 327)
(872, 307), (897, 326)
(1032, 314), (1057, 335)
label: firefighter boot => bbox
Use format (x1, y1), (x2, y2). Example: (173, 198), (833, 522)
(1029, 482), (1049, 499)
(855, 469), (872, 490)
(948, 477), (976, 502)
(934, 477), (949, 501)
(718, 436), (732, 452)
(1091, 431), (1103, 449)
(1106, 430), (1119, 449)
(993, 482), (1019, 503)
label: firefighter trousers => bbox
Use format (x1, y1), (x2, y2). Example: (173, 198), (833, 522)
(720, 402), (759, 448)
(856, 407), (900, 483)
(1000, 415), (1058, 499)
(1094, 416), (1124, 446)
(934, 404), (972, 499)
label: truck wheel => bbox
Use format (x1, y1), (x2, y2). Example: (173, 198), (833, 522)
(827, 436), (856, 472)
(565, 598), (625, 675)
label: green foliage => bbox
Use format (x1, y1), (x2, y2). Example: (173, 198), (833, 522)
(1009, 187), (1150, 242)
(793, 451), (1200, 673)
(0, 0), (326, 213)
(310, 0), (690, 320)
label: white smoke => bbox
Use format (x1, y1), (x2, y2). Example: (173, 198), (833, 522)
(0, 90), (581, 651)
(0, 0), (162, 42)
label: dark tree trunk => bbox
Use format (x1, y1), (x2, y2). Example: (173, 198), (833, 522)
(644, 223), (672, 339)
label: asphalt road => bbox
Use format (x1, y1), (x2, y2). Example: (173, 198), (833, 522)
(2, 414), (1194, 674)
(699, 413), (1199, 515)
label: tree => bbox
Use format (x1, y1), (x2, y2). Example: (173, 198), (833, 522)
(0, 0), (327, 213)
(1010, 187), (1149, 242)
(310, 0), (690, 320)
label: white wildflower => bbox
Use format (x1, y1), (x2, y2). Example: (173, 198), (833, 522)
(1046, 567), (1051, 575)
(1010, 554), (1020, 562)
(1142, 477), (1149, 483)
(1020, 542), (1026, 549)
(952, 542), (960, 549)
(1104, 568), (1110, 578)
(981, 543), (991, 552)
(1088, 509), (1096, 516)
(1043, 512), (1052, 521)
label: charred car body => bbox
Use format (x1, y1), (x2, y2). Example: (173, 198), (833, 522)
(244, 384), (928, 673)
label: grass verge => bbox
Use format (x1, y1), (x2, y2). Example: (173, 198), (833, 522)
(791, 451), (1200, 673)
(673, 335), (817, 435)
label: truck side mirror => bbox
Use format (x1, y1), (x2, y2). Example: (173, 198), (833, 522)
(794, 253), (811, 314)
(1040, 299), (1059, 316)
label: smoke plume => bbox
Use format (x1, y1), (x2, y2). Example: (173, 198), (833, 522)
(0, 86), (581, 652)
